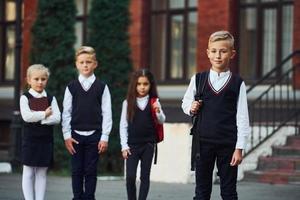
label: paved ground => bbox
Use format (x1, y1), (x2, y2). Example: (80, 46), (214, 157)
(0, 173), (300, 200)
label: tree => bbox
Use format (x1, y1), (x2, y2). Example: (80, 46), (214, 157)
(30, 0), (77, 170)
(88, 0), (132, 174)
(30, 0), (77, 103)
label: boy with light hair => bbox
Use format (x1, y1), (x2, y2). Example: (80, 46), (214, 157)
(182, 31), (250, 200)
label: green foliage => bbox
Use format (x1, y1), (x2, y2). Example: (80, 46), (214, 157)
(29, 0), (77, 171)
(29, 0), (132, 175)
(30, 0), (77, 104)
(88, 0), (132, 173)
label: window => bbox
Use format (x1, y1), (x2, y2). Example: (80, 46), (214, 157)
(75, 0), (92, 49)
(0, 0), (17, 84)
(150, 0), (197, 83)
(239, 0), (294, 80)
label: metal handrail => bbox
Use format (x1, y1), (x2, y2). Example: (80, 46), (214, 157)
(244, 50), (300, 157)
(247, 50), (300, 93)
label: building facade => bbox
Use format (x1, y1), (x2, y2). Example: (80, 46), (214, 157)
(0, 0), (299, 158)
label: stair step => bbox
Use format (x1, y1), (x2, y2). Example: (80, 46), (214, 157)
(286, 135), (300, 147)
(257, 156), (300, 171)
(243, 170), (300, 184)
(272, 145), (300, 157)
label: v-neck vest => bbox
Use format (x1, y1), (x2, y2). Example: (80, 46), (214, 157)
(68, 79), (105, 131)
(128, 100), (156, 144)
(22, 92), (54, 141)
(196, 73), (243, 146)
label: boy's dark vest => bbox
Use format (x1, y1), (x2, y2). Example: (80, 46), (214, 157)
(22, 92), (53, 140)
(196, 73), (243, 146)
(128, 100), (156, 144)
(68, 79), (105, 131)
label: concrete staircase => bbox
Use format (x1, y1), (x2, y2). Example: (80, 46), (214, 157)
(243, 135), (300, 184)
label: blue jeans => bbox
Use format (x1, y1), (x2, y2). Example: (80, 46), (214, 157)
(194, 142), (238, 200)
(71, 132), (100, 200)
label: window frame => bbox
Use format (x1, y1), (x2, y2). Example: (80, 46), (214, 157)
(239, 0), (294, 81)
(75, 0), (90, 48)
(150, 0), (197, 84)
(0, 0), (16, 85)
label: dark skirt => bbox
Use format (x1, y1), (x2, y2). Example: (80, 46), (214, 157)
(21, 131), (54, 167)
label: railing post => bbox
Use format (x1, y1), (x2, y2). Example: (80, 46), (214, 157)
(245, 51), (300, 157)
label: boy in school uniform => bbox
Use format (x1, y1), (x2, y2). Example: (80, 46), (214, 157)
(62, 46), (112, 200)
(182, 31), (250, 200)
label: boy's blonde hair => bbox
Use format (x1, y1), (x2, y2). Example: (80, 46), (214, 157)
(75, 46), (96, 60)
(208, 30), (235, 48)
(27, 64), (50, 78)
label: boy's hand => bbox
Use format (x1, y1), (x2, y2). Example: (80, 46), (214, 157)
(64, 138), (79, 155)
(98, 141), (108, 154)
(122, 149), (131, 159)
(45, 106), (52, 118)
(230, 149), (243, 166)
(190, 100), (202, 115)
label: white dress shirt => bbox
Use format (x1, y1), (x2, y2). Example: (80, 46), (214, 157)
(61, 74), (112, 142)
(181, 69), (250, 149)
(119, 95), (166, 151)
(20, 88), (61, 125)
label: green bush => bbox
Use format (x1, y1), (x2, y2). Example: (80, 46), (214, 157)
(29, 0), (132, 175)
(88, 0), (132, 174)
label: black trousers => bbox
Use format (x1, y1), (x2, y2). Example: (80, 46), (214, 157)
(126, 143), (154, 200)
(71, 132), (100, 200)
(194, 142), (238, 200)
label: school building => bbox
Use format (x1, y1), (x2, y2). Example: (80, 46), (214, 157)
(1, 0), (300, 183)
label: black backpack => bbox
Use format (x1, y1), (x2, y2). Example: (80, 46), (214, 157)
(190, 71), (208, 171)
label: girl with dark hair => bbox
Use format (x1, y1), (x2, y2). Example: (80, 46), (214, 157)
(119, 69), (166, 200)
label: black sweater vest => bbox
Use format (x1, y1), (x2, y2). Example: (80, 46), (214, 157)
(196, 73), (243, 146)
(128, 101), (156, 144)
(68, 79), (105, 131)
(22, 92), (53, 141)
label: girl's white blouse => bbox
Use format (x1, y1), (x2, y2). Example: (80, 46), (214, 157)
(20, 88), (61, 125)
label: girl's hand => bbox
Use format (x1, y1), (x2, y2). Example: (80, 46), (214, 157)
(190, 100), (202, 115)
(152, 102), (160, 113)
(122, 149), (131, 159)
(45, 106), (52, 118)
(98, 141), (108, 154)
(64, 138), (79, 155)
(230, 149), (243, 166)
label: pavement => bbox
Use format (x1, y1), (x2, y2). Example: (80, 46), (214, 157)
(0, 173), (300, 200)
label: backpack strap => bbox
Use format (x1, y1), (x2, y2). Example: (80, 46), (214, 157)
(150, 97), (164, 143)
(154, 143), (158, 165)
(150, 97), (162, 165)
(191, 71), (208, 135)
(191, 71), (208, 171)
(195, 71), (208, 101)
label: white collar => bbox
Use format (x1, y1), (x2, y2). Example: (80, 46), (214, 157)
(210, 69), (231, 78)
(137, 95), (149, 101)
(28, 88), (47, 98)
(78, 74), (96, 84)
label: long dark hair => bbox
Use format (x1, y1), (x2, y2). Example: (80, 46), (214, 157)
(126, 68), (158, 122)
